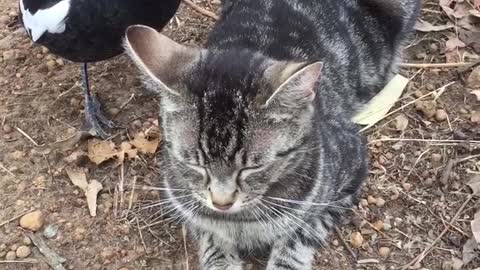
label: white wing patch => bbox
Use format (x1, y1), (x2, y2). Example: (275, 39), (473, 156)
(20, 0), (71, 42)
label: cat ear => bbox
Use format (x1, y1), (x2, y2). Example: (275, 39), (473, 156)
(124, 25), (200, 96)
(264, 62), (323, 108)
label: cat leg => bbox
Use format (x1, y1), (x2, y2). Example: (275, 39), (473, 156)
(197, 231), (244, 270)
(266, 236), (316, 270)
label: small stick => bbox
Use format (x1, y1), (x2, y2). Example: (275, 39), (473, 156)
(128, 176), (137, 211)
(56, 83), (80, 100)
(399, 62), (473, 68)
(368, 138), (480, 145)
(0, 211), (30, 228)
(0, 162), (15, 178)
(182, 225), (190, 270)
(183, 0), (219, 20)
(401, 196), (473, 270)
(112, 93), (135, 120)
(136, 217), (148, 252)
(334, 226), (357, 261)
(15, 126), (41, 147)
(0, 260), (38, 264)
(25, 231), (66, 270)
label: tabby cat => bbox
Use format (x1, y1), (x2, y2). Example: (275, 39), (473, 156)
(125, 0), (420, 269)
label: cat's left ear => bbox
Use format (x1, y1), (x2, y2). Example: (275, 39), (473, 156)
(263, 62), (323, 108)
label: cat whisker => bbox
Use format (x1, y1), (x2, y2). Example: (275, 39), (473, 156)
(263, 196), (354, 211)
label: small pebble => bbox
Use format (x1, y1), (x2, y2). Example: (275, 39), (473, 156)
(350, 232), (364, 248)
(373, 220), (384, 231)
(429, 43), (438, 52)
(0, 251), (6, 258)
(378, 247), (391, 258)
(2, 124), (12, 133)
(332, 239), (339, 246)
(43, 224), (59, 239)
(383, 223), (392, 231)
(402, 183), (413, 192)
(19, 210), (44, 231)
(431, 153), (442, 162)
(10, 244), (19, 251)
(423, 178), (434, 187)
(375, 197), (386, 207)
(5, 251), (16, 260)
(360, 199), (368, 207)
(367, 195), (377, 205)
(435, 109), (448, 122)
(16, 246), (31, 258)
(459, 108), (469, 115)
(0, 244), (6, 251)
(46, 59), (57, 71)
(22, 237), (32, 246)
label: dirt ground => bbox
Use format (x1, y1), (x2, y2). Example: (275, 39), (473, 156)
(1, 0), (479, 269)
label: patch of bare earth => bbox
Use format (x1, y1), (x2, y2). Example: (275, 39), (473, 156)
(0, 1), (479, 270)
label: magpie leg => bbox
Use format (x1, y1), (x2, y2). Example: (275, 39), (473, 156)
(81, 62), (116, 138)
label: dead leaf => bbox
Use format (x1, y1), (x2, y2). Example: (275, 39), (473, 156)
(352, 74), (409, 127)
(414, 19), (454, 32)
(65, 167), (88, 192)
(472, 209), (480, 243)
(130, 132), (160, 154)
(415, 100), (437, 118)
(445, 36), (466, 52)
(87, 139), (116, 165)
(115, 142), (138, 166)
(462, 238), (478, 264)
(468, 175), (480, 195)
(395, 114), (409, 131)
(86, 180), (103, 217)
(440, 0), (470, 19)
(472, 111), (480, 123)
(471, 90), (480, 101)
(468, 66), (480, 88)
(459, 29), (480, 53)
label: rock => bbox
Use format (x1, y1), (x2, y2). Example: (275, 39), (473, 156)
(332, 239), (339, 246)
(423, 178), (434, 187)
(360, 199), (368, 207)
(0, 251), (6, 258)
(11, 150), (25, 160)
(43, 224), (59, 239)
(350, 232), (363, 248)
(431, 153), (442, 162)
(435, 109), (448, 122)
(19, 210), (44, 231)
(367, 195), (377, 205)
(402, 182), (413, 192)
(16, 246), (31, 258)
(100, 247), (115, 260)
(10, 244), (19, 251)
(22, 237), (32, 246)
(5, 251), (16, 260)
(73, 227), (86, 241)
(0, 244), (6, 251)
(2, 124), (12, 133)
(459, 108), (469, 115)
(378, 247), (391, 258)
(0, 15), (10, 25)
(375, 197), (386, 207)
(46, 59), (57, 71)
(383, 223), (392, 231)
(415, 100), (436, 118)
(373, 220), (384, 231)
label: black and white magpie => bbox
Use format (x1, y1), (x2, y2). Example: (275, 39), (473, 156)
(19, 0), (181, 138)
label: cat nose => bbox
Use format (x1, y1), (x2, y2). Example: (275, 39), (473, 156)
(208, 187), (238, 210)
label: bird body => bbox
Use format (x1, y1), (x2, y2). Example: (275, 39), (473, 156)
(19, 0), (180, 62)
(18, 0), (180, 138)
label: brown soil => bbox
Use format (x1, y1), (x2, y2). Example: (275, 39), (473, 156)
(1, 1), (479, 270)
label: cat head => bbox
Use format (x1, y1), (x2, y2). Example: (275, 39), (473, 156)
(125, 25), (322, 216)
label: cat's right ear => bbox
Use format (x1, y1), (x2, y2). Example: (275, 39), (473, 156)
(124, 25), (200, 97)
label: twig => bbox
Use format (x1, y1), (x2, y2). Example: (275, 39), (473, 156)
(183, 0), (219, 20)
(0, 211), (30, 228)
(0, 162), (15, 178)
(25, 231), (66, 270)
(128, 176), (137, 211)
(56, 83), (80, 100)
(334, 226), (357, 261)
(112, 93), (135, 120)
(401, 196), (473, 270)
(15, 126), (41, 146)
(0, 260), (38, 264)
(136, 217), (148, 252)
(400, 62), (473, 68)
(182, 225), (190, 270)
(368, 138), (480, 145)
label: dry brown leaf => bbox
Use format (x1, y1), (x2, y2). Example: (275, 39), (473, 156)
(115, 142), (138, 166)
(472, 209), (480, 243)
(445, 36), (466, 51)
(65, 167), (88, 192)
(414, 19), (454, 32)
(87, 139), (116, 165)
(86, 180), (103, 217)
(130, 132), (160, 154)
(440, 0), (470, 19)
(468, 175), (480, 195)
(395, 114), (409, 131)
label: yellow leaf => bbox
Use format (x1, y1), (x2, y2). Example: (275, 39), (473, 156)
(352, 74), (409, 128)
(87, 139), (116, 165)
(130, 132), (160, 154)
